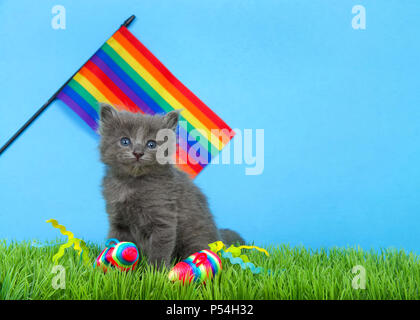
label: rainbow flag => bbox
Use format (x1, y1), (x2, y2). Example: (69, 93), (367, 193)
(57, 26), (234, 178)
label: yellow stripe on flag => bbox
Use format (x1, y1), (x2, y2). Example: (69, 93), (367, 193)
(73, 73), (112, 106)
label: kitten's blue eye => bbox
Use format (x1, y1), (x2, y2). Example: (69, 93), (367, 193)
(120, 137), (131, 146)
(146, 140), (157, 149)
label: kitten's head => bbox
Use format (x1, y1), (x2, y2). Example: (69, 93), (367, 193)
(98, 103), (179, 176)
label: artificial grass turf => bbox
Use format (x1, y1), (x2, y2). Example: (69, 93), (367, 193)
(0, 240), (418, 300)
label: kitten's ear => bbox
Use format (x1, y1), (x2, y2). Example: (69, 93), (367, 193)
(163, 110), (180, 131)
(98, 103), (118, 134)
(100, 103), (117, 122)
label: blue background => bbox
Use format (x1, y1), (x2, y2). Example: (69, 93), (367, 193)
(1, 1), (419, 252)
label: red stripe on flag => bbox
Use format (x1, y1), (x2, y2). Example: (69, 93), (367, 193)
(176, 163), (199, 179)
(176, 146), (203, 174)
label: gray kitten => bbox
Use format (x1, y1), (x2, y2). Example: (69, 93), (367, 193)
(98, 104), (244, 269)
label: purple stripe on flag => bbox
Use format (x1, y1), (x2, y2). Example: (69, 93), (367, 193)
(178, 132), (209, 166)
(90, 54), (155, 115)
(177, 125), (210, 165)
(57, 91), (98, 131)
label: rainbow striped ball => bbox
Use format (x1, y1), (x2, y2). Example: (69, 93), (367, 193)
(94, 239), (139, 273)
(168, 249), (222, 284)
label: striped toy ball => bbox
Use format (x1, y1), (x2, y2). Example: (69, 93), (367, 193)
(94, 239), (139, 272)
(168, 249), (222, 283)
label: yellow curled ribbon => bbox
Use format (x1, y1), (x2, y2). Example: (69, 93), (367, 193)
(208, 241), (269, 263)
(46, 219), (90, 266)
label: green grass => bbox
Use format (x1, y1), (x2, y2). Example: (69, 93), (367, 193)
(0, 240), (419, 300)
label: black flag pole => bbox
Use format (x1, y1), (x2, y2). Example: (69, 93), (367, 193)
(0, 15), (136, 156)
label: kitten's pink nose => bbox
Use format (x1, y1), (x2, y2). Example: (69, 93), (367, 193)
(133, 152), (144, 160)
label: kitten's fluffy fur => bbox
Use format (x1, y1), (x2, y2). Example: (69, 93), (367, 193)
(99, 104), (244, 268)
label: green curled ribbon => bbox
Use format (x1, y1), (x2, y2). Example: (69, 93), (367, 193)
(220, 250), (263, 274)
(208, 241), (271, 274)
